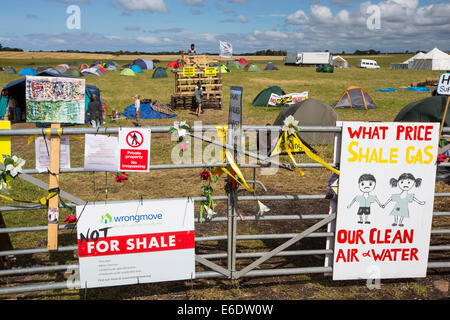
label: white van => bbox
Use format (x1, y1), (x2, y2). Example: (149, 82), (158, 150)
(357, 59), (380, 69)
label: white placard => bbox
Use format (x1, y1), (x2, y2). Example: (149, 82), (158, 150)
(333, 122), (439, 280)
(437, 73), (450, 95)
(118, 127), (151, 172)
(219, 41), (232, 59)
(35, 136), (70, 173)
(76, 198), (195, 289)
(268, 92), (308, 106)
(84, 134), (119, 172)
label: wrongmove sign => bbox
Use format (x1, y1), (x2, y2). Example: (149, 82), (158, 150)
(333, 122), (439, 280)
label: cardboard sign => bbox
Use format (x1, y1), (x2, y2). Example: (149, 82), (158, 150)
(25, 76), (85, 124)
(437, 73), (450, 95)
(333, 122), (439, 280)
(268, 92), (308, 107)
(84, 134), (119, 172)
(76, 198), (195, 289)
(228, 86), (243, 127)
(35, 136), (71, 172)
(118, 128), (151, 172)
(183, 67), (195, 77)
(205, 67), (217, 77)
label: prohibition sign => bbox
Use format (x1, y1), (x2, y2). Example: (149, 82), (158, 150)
(126, 131), (144, 148)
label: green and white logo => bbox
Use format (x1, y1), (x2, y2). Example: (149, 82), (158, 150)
(101, 213), (112, 224)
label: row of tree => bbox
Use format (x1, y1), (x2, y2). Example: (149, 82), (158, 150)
(0, 43), (23, 52)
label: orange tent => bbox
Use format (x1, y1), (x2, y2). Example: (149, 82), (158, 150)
(332, 86), (376, 110)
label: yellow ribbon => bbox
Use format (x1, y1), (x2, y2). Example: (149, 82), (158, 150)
(284, 131), (305, 177)
(282, 131), (340, 176)
(0, 192), (58, 205)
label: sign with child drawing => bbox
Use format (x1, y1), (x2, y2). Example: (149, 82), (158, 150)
(333, 121), (440, 281)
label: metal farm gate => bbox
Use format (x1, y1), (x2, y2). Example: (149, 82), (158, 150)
(0, 125), (449, 296)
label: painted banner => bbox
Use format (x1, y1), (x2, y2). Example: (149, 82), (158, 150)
(76, 198), (195, 289)
(333, 121), (439, 280)
(118, 127), (151, 172)
(268, 92), (308, 107)
(25, 76), (85, 124)
(219, 41), (232, 59)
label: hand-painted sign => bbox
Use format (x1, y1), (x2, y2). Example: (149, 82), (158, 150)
(268, 92), (308, 107)
(437, 73), (450, 95)
(333, 122), (439, 280)
(205, 67), (217, 77)
(77, 198), (195, 288)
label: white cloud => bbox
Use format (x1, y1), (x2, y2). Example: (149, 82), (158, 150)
(136, 36), (159, 44)
(310, 4), (334, 24)
(285, 9), (309, 25)
(183, 0), (206, 6)
(237, 15), (248, 23)
(116, 0), (168, 13)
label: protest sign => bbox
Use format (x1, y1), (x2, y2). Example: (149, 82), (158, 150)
(118, 128), (151, 172)
(77, 198), (195, 289)
(35, 136), (70, 172)
(268, 92), (308, 107)
(84, 134), (119, 172)
(333, 122), (439, 280)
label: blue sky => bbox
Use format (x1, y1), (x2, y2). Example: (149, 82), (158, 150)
(0, 0), (449, 53)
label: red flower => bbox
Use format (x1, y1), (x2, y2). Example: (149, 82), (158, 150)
(116, 172), (128, 183)
(199, 170), (211, 181)
(64, 214), (77, 224)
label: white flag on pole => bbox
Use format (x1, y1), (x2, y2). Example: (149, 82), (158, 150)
(219, 41), (232, 58)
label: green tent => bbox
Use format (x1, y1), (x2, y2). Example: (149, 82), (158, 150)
(273, 98), (340, 145)
(252, 86), (285, 106)
(245, 64), (260, 72)
(152, 67), (168, 78)
(227, 61), (242, 70)
(4, 66), (16, 74)
(220, 65), (230, 73)
(63, 68), (82, 77)
(120, 68), (136, 76)
(394, 96), (450, 127)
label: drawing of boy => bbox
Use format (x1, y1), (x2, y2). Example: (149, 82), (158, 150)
(347, 174), (382, 224)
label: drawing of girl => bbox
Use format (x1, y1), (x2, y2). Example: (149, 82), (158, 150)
(382, 173), (425, 227)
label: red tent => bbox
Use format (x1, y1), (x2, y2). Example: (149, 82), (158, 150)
(167, 61), (182, 68)
(243, 63), (252, 70)
(239, 58), (248, 65)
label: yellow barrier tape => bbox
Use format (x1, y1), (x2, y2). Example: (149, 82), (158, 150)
(284, 131), (305, 177)
(28, 135), (84, 145)
(0, 192), (58, 205)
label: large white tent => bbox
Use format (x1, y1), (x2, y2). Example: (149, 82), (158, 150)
(332, 56), (349, 68)
(410, 48), (450, 70)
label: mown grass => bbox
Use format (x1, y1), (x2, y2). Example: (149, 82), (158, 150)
(0, 53), (448, 300)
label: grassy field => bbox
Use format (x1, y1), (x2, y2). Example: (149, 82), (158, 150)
(0, 53), (449, 300)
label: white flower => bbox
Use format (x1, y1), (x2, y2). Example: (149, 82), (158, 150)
(257, 200), (270, 216)
(282, 115), (299, 136)
(6, 156), (26, 177)
(0, 180), (7, 190)
(206, 206), (217, 220)
(173, 121), (189, 139)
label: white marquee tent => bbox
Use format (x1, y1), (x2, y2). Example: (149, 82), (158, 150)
(410, 48), (450, 70)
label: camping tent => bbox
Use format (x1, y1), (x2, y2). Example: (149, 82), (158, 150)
(332, 56), (349, 68)
(152, 67), (168, 78)
(63, 69), (81, 77)
(18, 68), (37, 76)
(252, 86), (285, 106)
(79, 63), (90, 71)
(130, 65), (143, 73)
(273, 98), (340, 145)
(4, 67), (16, 74)
(166, 61), (182, 68)
(105, 64), (118, 71)
(120, 68), (136, 76)
(245, 64), (260, 72)
(220, 65), (230, 73)
(410, 48), (450, 70)
(143, 60), (154, 70)
(55, 65), (67, 74)
(264, 62), (279, 70)
(133, 59), (147, 70)
(332, 86), (376, 110)
(394, 96), (450, 127)
(81, 68), (103, 76)
(236, 58), (247, 65)
(227, 61), (242, 70)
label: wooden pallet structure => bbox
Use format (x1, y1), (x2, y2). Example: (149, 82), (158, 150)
(171, 54), (222, 110)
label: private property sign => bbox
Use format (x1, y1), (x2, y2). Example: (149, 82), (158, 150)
(333, 122), (439, 280)
(76, 198), (195, 289)
(118, 127), (151, 172)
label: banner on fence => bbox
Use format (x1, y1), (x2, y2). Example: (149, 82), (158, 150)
(35, 136), (71, 172)
(77, 198), (195, 289)
(118, 127), (151, 172)
(268, 92), (308, 107)
(333, 121), (439, 280)
(84, 134), (119, 172)
(25, 76), (85, 124)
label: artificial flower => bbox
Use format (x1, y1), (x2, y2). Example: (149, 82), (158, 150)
(199, 170), (211, 181)
(64, 214), (77, 224)
(172, 121), (189, 140)
(5, 156), (26, 177)
(115, 172), (128, 183)
(206, 206), (217, 220)
(282, 115), (299, 136)
(257, 200), (270, 217)
(179, 142), (187, 152)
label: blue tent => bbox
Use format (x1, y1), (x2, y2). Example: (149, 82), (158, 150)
(18, 67), (37, 76)
(123, 103), (177, 120)
(133, 59), (147, 70)
(130, 65), (143, 73)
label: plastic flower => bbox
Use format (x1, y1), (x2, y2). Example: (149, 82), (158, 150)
(282, 115), (299, 136)
(199, 170), (211, 181)
(179, 142), (187, 152)
(206, 206), (217, 220)
(0, 180), (7, 190)
(173, 121), (189, 139)
(257, 200), (270, 217)
(115, 172), (128, 183)
(64, 214), (77, 224)
(5, 156), (26, 177)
